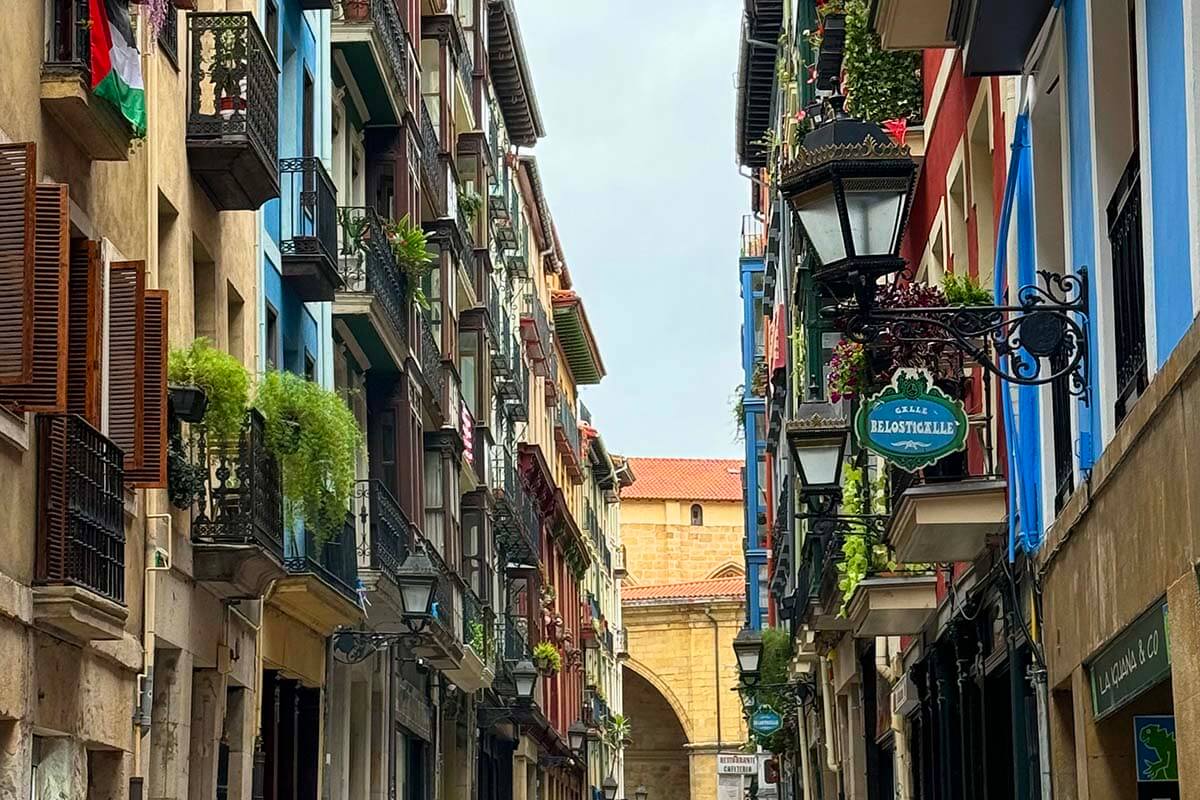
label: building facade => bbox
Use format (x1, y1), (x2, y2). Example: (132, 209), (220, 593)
(0, 1), (629, 799)
(619, 458), (747, 800)
(735, 0), (1200, 799)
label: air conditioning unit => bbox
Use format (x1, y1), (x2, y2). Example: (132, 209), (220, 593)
(892, 673), (919, 717)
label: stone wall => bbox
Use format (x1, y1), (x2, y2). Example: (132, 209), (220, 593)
(620, 499), (744, 585)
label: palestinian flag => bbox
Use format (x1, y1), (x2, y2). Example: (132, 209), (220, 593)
(89, 0), (147, 137)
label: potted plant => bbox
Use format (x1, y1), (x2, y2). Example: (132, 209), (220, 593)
(254, 370), (364, 545)
(168, 384), (209, 423)
(167, 338), (251, 445)
(457, 189), (484, 225)
(532, 641), (562, 675)
(383, 215), (436, 308)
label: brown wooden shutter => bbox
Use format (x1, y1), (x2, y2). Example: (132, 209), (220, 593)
(0, 183), (69, 411)
(67, 239), (104, 426)
(127, 289), (168, 487)
(108, 261), (145, 470)
(0, 143), (36, 386)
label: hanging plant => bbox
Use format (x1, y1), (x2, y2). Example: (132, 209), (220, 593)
(254, 370), (364, 545)
(827, 339), (869, 402)
(532, 641), (562, 675)
(942, 273), (994, 306)
(836, 465), (892, 611)
(384, 215), (436, 308)
(457, 189), (484, 225)
(168, 338), (251, 446)
(840, 0), (922, 124)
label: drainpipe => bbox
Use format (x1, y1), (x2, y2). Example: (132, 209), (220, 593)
(796, 706), (813, 800)
(819, 658), (839, 776)
(133, 511), (172, 783)
(702, 608), (723, 750)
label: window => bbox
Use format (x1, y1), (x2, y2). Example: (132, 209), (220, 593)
(227, 282), (245, 365)
(304, 351), (316, 382)
(302, 70), (315, 159)
(690, 504), (703, 526)
(264, 0), (279, 60)
(264, 304), (279, 371)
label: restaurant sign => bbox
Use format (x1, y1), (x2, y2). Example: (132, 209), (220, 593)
(1089, 600), (1170, 721)
(855, 369), (968, 472)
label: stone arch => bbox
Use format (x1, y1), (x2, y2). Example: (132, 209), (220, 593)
(706, 560), (745, 579)
(622, 656), (694, 743)
(623, 664), (691, 800)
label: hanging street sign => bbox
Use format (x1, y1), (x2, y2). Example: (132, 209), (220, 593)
(749, 706), (783, 736)
(855, 369), (969, 472)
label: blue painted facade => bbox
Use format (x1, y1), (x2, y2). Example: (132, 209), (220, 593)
(740, 255), (767, 629)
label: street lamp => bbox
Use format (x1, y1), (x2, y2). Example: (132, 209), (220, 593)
(396, 548), (440, 620)
(568, 721), (587, 753)
(779, 96), (917, 288)
(634, 786), (648, 800)
(511, 659), (538, 701)
(733, 627), (764, 685)
(602, 775), (619, 800)
(785, 403), (850, 500)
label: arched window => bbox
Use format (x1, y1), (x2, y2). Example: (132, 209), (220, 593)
(690, 503), (703, 526)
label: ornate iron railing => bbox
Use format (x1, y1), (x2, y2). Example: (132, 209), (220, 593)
(503, 612), (532, 661)
(184, 410), (285, 561)
(419, 100), (446, 210)
(336, 206), (409, 342)
(284, 518), (361, 604)
(46, 0), (91, 76)
(353, 479), (413, 577)
(491, 445), (540, 564)
(520, 291), (552, 355)
(280, 157), (338, 268)
(507, 342), (529, 421)
(462, 586), (494, 661)
(1107, 153), (1147, 425)
(419, 310), (446, 400)
(187, 13), (279, 179)
(37, 414), (126, 604)
(555, 397), (581, 463)
(159, 1), (180, 67)
(455, 36), (474, 94)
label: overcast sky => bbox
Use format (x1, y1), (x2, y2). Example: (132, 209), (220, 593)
(518, 1), (748, 460)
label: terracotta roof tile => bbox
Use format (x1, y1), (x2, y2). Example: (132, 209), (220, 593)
(621, 458), (744, 501)
(622, 578), (746, 603)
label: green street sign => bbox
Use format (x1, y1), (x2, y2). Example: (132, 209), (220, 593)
(855, 369), (969, 472)
(1089, 600), (1171, 721)
(750, 706), (783, 736)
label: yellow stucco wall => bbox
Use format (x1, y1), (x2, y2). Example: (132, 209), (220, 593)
(620, 499), (744, 585)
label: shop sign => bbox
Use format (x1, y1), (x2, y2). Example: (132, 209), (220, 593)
(749, 706), (783, 736)
(717, 753), (758, 775)
(1088, 601), (1170, 721)
(855, 369), (968, 472)
(1134, 716), (1178, 783)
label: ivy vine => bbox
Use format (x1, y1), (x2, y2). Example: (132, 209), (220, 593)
(840, 0), (923, 124)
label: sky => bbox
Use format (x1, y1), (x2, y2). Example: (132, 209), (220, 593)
(517, 1), (749, 460)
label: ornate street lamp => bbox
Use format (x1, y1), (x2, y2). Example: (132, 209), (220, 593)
(785, 402), (850, 498)
(635, 786), (648, 800)
(733, 627), (764, 685)
(568, 721), (587, 753)
(396, 548), (440, 622)
(602, 775), (619, 800)
(780, 96), (917, 290)
(511, 659), (539, 701)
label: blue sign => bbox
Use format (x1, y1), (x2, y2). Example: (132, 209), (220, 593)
(750, 706), (783, 736)
(855, 369), (968, 471)
(1135, 716), (1178, 783)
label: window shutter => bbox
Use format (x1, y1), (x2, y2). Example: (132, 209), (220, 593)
(67, 239), (104, 426)
(127, 289), (168, 487)
(0, 143), (36, 386)
(108, 261), (145, 471)
(0, 183), (69, 411)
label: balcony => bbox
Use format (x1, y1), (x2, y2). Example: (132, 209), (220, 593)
(419, 100), (447, 214)
(520, 292), (552, 369)
(495, 613), (533, 696)
(615, 626), (629, 659)
(1108, 154), (1147, 426)
(414, 544), (464, 669)
(275, 517), (364, 633)
(950, 0), (1053, 76)
(184, 410), (287, 600)
(418, 310), (446, 412)
(447, 588), (495, 692)
(334, 207), (410, 370)
(613, 545), (627, 579)
(351, 479), (416, 618)
(42, 0), (134, 160)
(186, 12), (280, 211)
(331, 0), (410, 126)
(795, 532), (852, 632)
(846, 573), (938, 637)
(870, 0), (955, 51)
(491, 446), (541, 566)
(280, 158), (342, 301)
(554, 398), (584, 484)
(33, 414), (128, 641)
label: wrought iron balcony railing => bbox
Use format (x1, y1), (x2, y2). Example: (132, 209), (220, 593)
(503, 612), (532, 661)
(159, 1), (180, 67)
(419, 310), (446, 403)
(182, 410), (285, 560)
(419, 100), (446, 212)
(280, 157), (341, 301)
(336, 206), (410, 344)
(520, 292), (552, 363)
(284, 518), (361, 604)
(554, 397), (582, 466)
(462, 586), (494, 661)
(186, 12), (280, 209)
(491, 446), (541, 565)
(36, 414), (126, 604)
(1107, 153), (1147, 425)
(506, 343), (530, 422)
(352, 479), (414, 577)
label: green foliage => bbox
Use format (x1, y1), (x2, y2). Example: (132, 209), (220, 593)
(468, 619), (493, 660)
(836, 465), (892, 610)
(732, 385), (746, 441)
(841, 0), (923, 123)
(253, 371), (364, 544)
(532, 641), (562, 674)
(167, 338), (250, 445)
(457, 189), (484, 225)
(601, 713), (633, 769)
(383, 215), (436, 308)
(828, 339), (869, 402)
(942, 273), (994, 306)
(746, 628), (795, 753)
